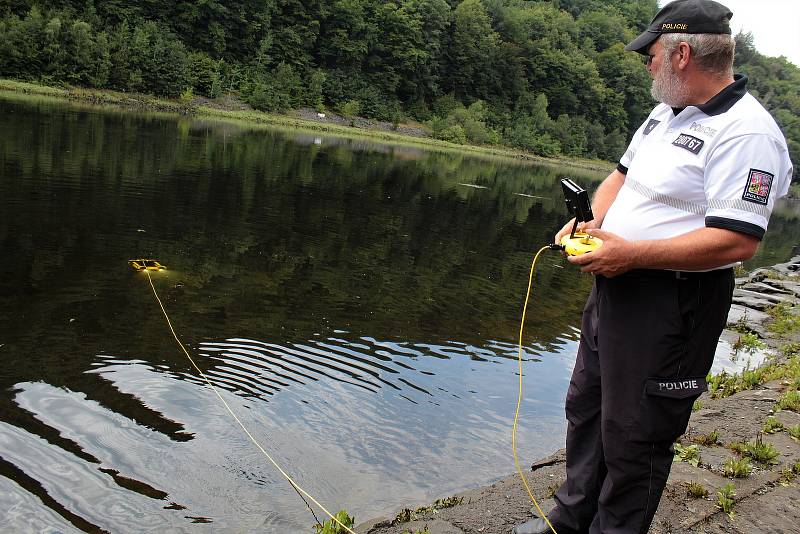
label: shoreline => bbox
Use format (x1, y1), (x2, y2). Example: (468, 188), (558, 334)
(0, 78), (612, 175)
(358, 257), (800, 534)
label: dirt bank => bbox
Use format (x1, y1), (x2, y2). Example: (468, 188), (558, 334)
(358, 257), (800, 534)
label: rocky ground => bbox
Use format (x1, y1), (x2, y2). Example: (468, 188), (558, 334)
(356, 257), (800, 534)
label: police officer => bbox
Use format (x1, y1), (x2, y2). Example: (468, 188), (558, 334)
(514, 0), (793, 533)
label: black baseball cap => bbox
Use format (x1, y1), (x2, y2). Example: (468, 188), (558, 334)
(625, 0), (733, 55)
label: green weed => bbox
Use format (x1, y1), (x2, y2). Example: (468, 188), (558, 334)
(695, 430), (720, 446)
(708, 370), (736, 398)
(692, 399), (702, 411)
(686, 482), (709, 498)
(775, 390), (800, 412)
(722, 457), (752, 478)
(729, 309), (753, 334)
(708, 368), (766, 398)
(779, 467), (796, 485)
(707, 352), (800, 400)
(733, 264), (749, 278)
(390, 497), (463, 526)
(314, 510), (354, 534)
(728, 441), (747, 455)
(179, 87), (195, 105)
(789, 424), (800, 440)
(732, 332), (766, 356)
(782, 342), (800, 358)
(743, 434), (779, 465)
(401, 529), (430, 534)
(768, 303), (800, 335)
(673, 443), (700, 467)
(716, 483), (736, 519)
(763, 417), (784, 434)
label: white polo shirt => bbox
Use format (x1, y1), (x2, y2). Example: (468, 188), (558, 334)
(603, 75), (793, 249)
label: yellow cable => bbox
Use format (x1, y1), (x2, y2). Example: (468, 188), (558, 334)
(142, 269), (355, 534)
(512, 245), (558, 534)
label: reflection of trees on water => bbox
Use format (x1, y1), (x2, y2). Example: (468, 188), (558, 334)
(0, 95), (601, 348)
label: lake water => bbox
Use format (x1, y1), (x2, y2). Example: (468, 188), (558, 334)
(1, 94), (797, 533)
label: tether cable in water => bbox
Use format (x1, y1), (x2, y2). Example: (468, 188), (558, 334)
(512, 245), (559, 534)
(142, 268), (355, 534)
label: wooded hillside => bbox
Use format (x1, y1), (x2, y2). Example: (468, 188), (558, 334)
(0, 0), (797, 167)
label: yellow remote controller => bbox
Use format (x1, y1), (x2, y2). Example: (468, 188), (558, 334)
(560, 232), (602, 256)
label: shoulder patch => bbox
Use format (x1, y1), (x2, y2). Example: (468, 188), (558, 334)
(643, 119), (661, 136)
(742, 169), (774, 205)
(672, 134), (704, 154)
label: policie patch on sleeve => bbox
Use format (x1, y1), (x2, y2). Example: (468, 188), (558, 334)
(672, 134), (704, 154)
(742, 168), (774, 205)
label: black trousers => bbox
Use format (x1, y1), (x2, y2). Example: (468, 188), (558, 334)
(549, 268), (734, 534)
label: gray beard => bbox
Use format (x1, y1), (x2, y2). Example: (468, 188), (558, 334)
(651, 59), (691, 107)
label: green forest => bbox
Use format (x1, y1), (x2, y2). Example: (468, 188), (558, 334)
(0, 0), (798, 166)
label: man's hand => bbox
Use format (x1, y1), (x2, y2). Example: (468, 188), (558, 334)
(567, 229), (637, 278)
(566, 226), (759, 276)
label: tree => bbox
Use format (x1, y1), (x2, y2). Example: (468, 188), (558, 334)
(269, 0), (321, 71)
(317, 0), (372, 70)
(595, 43), (653, 133)
(504, 92), (560, 156)
(403, 0), (451, 103)
(576, 7), (634, 52)
(445, 0), (501, 100)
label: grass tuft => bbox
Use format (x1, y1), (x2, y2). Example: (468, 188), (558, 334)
(779, 467), (796, 486)
(695, 430), (719, 446)
(775, 390), (800, 412)
(743, 434), (780, 465)
(763, 417), (784, 434)
(716, 483), (736, 519)
(390, 496), (464, 526)
(708, 350), (800, 400)
(686, 482), (709, 498)
(728, 441), (747, 454)
(722, 457), (753, 478)
(732, 332), (766, 356)
(314, 510), (354, 534)
(673, 443), (700, 467)
(768, 303), (800, 336)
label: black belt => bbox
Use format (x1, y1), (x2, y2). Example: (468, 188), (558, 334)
(621, 268), (733, 280)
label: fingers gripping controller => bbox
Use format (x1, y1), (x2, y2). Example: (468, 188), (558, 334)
(558, 179), (602, 256)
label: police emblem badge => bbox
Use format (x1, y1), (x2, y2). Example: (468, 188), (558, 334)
(742, 168), (774, 205)
(643, 119), (661, 135)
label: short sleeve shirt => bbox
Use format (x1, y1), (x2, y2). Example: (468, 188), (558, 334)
(603, 75), (793, 250)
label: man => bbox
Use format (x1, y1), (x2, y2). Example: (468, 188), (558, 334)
(514, 1), (794, 533)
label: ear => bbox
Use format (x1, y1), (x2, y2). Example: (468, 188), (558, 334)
(676, 41), (692, 70)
